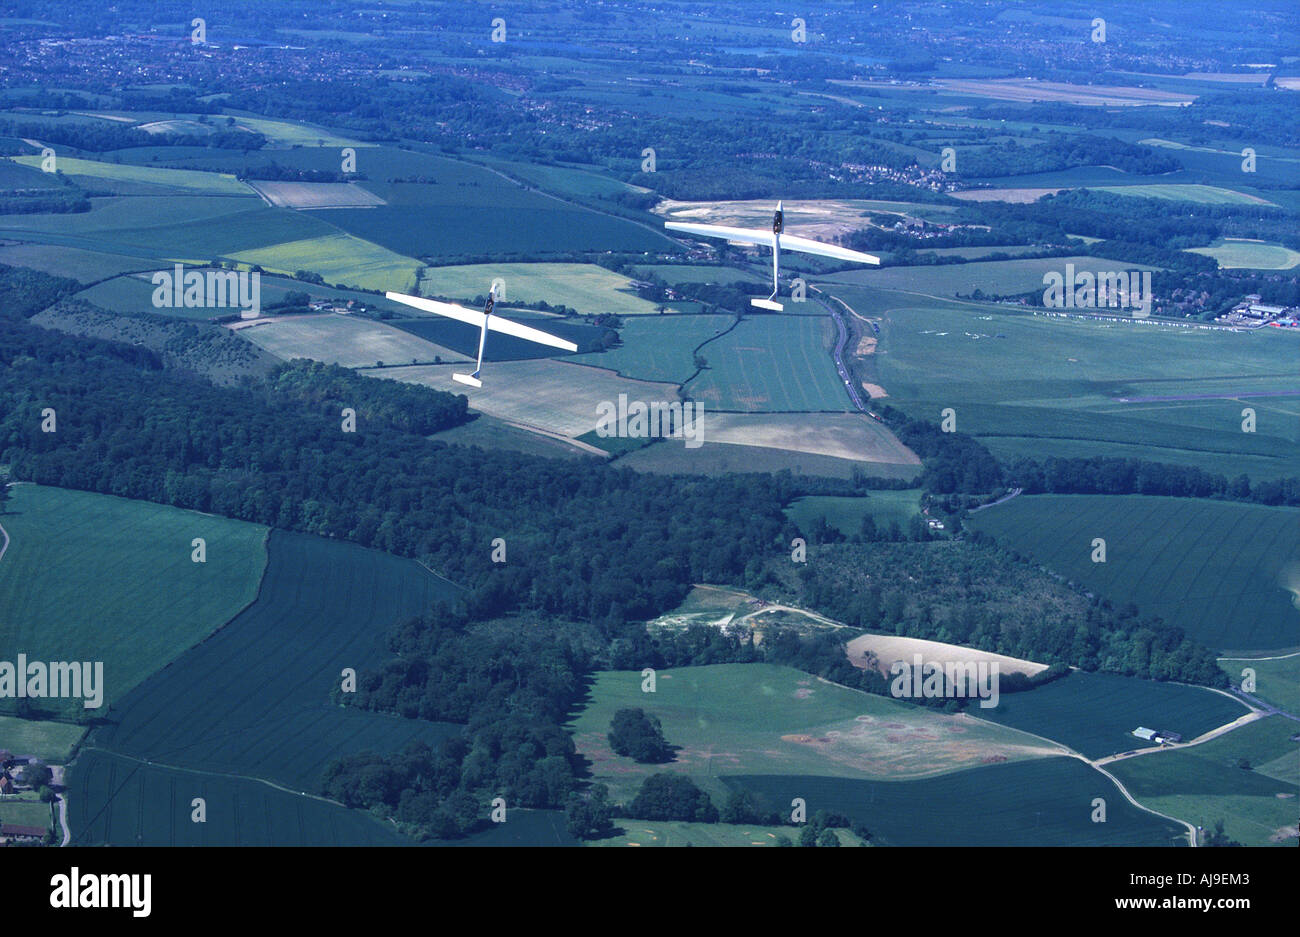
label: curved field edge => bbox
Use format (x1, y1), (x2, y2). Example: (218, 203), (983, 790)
(67, 528), (463, 844)
(966, 495), (1300, 654)
(0, 484), (270, 718)
(721, 757), (1190, 846)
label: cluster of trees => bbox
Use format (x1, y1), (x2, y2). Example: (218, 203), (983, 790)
(877, 404), (1004, 494)
(268, 359), (470, 436)
(957, 134), (1180, 178)
(607, 708), (672, 763)
(0, 118), (264, 153)
(239, 163), (364, 183)
(0, 189), (90, 215)
(322, 609), (591, 839)
(1003, 456), (1300, 507)
(789, 540), (1226, 687)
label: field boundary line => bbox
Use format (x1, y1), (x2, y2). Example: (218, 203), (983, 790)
(1079, 754), (1198, 847)
(78, 745), (350, 808)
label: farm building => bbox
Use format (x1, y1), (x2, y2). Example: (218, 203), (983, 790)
(1132, 727), (1157, 741)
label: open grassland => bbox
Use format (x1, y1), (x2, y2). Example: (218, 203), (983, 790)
(230, 233), (422, 292)
(236, 313), (465, 367)
(1219, 654), (1300, 714)
(825, 255), (1161, 298)
(632, 264), (766, 285)
(248, 180), (386, 210)
(420, 262), (661, 317)
(616, 438), (922, 481)
(977, 671), (1250, 760)
(380, 359), (680, 439)
(431, 412), (600, 460)
(1107, 716), (1299, 847)
(1186, 238), (1300, 270)
(9, 155), (254, 195)
(785, 490), (922, 536)
(574, 314), (733, 382)
(229, 115), (373, 148)
(315, 150), (674, 258)
(568, 664), (1063, 805)
(0, 485), (267, 717)
(1093, 184), (1274, 206)
(0, 243), (152, 282)
(70, 749), (407, 846)
(0, 715), (85, 762)
(685, 315), (850, 412)
(0, 798), (53, 833)
(471, 155), (652, 201)
(968, 496), (1300, 653)
(836, 284), (1300, 480)
(699, 412), (920, 465)
(0, 196), (334, 258)
(928, 77), (1195, 106)
(82, 529), (462, 795)
(725, 758), (1189, 846)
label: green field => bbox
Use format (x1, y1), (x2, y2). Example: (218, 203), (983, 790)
(1186, 238), (1300, 270)
(1219, 655), (1300, 714)
(785, 491), (923, 536)
(685, 314), (850, 412)
(574, 314), (733, 382)
(0, 243), (153, 283)
(837, 283), (1300, 480)
(632, 264), (765, 285)
(978, 671), (1249, 759)
(968, 495), (1300, 653)
(420, 262), (661, 317)
(1093, 184), (1274, 206)
(0, 797), (53, 834)
(0, 485), (268, 717)
(0, 196), (334, 258)
(70, 749), (408, 846)
(82, 529), (462, 794)
(9, 155), (254, 195)
(230, 115), (373, 149)
(617, 438), (922, 480)
(825, 255), (1161, 298)
(237, 314), (464, 368)
(230, 233), (423, 292)
(0, 715), (86, 762)
(1107, 716), (1298, 847)
(568, 664), (1060, 804)
(724, 758), (1189, 846)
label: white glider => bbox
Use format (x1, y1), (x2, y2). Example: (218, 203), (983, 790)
(665, 201), (880, 310)
(385, 286), (577, 387)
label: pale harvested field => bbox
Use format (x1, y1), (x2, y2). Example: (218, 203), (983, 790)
(699, 412), (920, 465)
(234, 313), (463, 368)
(376, 359), (682, 438)
(932, 78), (1195, 106)
(655, 197), (955, 239)
(950, 188), (1062, 203)
(248, 181), (386, 210)
(847, 634), (1049, 679)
